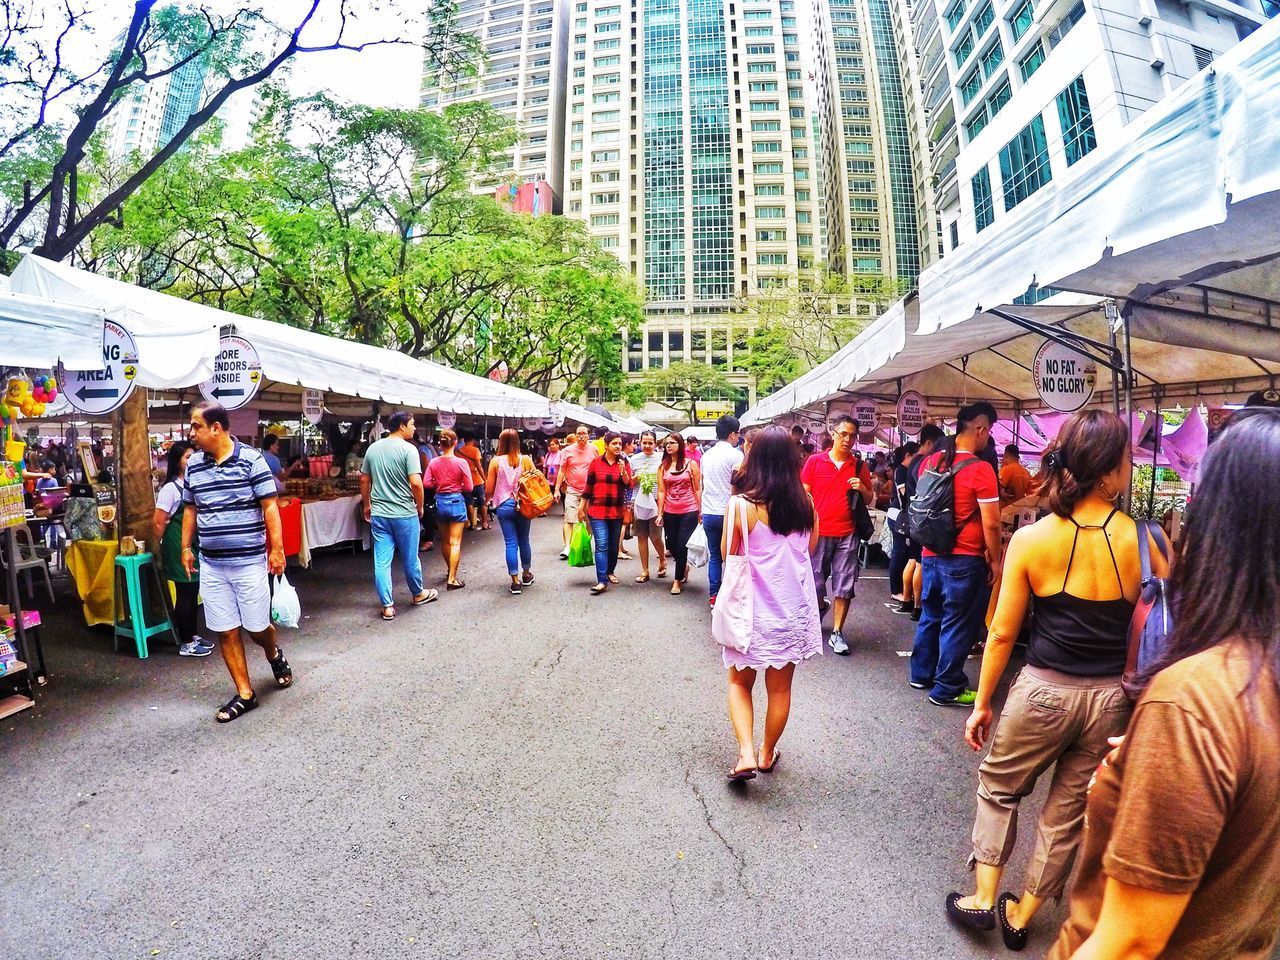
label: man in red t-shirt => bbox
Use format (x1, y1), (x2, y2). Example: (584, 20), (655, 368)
(908, 402), (1003, 707)
(801, 414), (875, 655)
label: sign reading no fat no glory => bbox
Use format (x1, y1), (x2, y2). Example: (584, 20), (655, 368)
(58, 319), (139, 416)
(1032, 340), (1097, 412)
(199, 335), (262, 411)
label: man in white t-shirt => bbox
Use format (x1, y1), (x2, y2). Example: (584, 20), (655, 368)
(699, 414), (744, 605)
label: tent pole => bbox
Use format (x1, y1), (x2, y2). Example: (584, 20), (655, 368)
(1121, 303), (1135, 513)
(1013, 401), (1021, 444)
(1148, 389), (1163, 520)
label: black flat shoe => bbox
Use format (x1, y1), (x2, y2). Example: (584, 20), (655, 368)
(945, 891), (995, 932)
(998, 893), (1028, 951)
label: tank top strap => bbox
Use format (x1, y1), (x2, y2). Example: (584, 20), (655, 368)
(1100, 507), (1123, 592)
(1061, 518), (1083, 592)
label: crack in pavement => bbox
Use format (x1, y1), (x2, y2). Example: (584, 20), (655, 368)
(534, 641), (568, 677)
(684, 762), (749, 898)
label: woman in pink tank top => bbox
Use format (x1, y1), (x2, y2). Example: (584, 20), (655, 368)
(719, 425), (822, 781)
(656, 432), (703, 595)
(484, 429), (535, 596)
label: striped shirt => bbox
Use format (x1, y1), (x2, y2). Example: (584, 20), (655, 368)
(182, 440), (277, 565)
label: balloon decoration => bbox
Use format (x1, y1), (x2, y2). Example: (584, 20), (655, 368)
(2, 376), (57, 422)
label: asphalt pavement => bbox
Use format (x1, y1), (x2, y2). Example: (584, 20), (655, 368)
(1, 512), (1071, 960)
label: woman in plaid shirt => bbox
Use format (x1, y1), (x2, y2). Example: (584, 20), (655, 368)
(579, 431), (634, 595)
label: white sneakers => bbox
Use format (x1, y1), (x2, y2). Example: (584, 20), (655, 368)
(828, 631), (850, 656)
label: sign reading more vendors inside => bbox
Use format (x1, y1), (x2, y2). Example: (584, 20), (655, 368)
(58, 319), (139, 416)
(200, 335), (262, 411)
(1032, 340), (1097, 412)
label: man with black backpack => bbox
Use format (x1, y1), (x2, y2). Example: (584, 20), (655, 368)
(907, 402), (1003, 707)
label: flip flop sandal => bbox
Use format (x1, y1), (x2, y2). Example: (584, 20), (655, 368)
(268, 649), (293, 688)
(607, 574), (619, 584)
(657, 568), (668, 579)
(759, 749), (782, 773)
(216, 692), (258, 723)
(727, 765), (757, 781)
(381, 607), (395, 620)
(412, 590), (439, 605)
(635, 573), (650, 583)
(590, 583), (608, 595)
(447, 580), (466, 590)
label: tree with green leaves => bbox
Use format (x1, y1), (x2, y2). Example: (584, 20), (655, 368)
(0, 0), (478, 267)
(82, 98), (644, 398)
(736, 266), (909, 395)
(643, 361), (742, 426)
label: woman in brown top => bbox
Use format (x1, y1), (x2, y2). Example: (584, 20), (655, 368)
(1050, 407), (1280, 959)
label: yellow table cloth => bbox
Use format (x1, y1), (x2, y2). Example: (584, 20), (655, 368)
(65, 539), (119, 626)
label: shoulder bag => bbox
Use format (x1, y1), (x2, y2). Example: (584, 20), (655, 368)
(711, 496), (754, 654)
(517, 455), (554, 519)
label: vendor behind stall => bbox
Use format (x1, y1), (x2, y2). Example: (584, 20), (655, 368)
(153, 441), (212, 658)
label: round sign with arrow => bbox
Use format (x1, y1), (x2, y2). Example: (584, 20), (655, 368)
(200, 335), (262, 411)
(58, 319), (139, 416)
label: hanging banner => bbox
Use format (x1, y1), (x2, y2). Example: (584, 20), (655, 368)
(852, 397), (881, 434)
(302, 388), (324, 425)
(896, 390), (927, 437)
(199, 335), (262, 411)
(540, 416), (558, 433)
(437, 411), (457, 430)
(58, 319), (139, 416)
(1032, 340), (1097, 412)
(523, 416), (542, 432)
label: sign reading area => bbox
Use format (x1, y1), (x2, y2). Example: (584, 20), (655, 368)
(199, 335), (262, 411)
(58, 319), (139, 416)
(1032, 340), (1097, 412)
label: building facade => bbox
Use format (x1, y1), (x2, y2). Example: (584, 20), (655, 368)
(920, 0), (1273, 255)
(421, 0), (571, 211)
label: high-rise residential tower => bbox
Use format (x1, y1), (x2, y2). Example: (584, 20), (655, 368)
(809, 0), (933, 283)
(565, 0), (824, 416)
(420, 0), (571, 211)
(919, 0), (1273, 257)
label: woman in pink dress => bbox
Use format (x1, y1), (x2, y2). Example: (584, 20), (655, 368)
(720, 425), (823, 780)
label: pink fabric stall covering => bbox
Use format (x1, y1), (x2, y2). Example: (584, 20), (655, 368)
(1160, 408), (1208, 482)
(1032, 412), (1071, 445)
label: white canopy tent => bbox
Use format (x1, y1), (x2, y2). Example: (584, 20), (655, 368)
(744, 18), (1280, 428)
(9, 255), (553, 418)
(0, 289), (111, 372)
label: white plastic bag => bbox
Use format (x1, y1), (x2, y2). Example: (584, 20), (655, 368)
(686, 523), (710, 569)
(271, 573), (301, 629)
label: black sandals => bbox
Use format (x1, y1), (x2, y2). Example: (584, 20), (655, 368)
(216, 692), (258, 723)
(268, 648), (293, 689)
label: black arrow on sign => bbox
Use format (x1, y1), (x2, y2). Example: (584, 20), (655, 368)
(77, 386), (119, 402)
(212, 387), (245, 399)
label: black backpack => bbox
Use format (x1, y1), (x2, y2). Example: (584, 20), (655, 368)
(907, 454), (984, 554)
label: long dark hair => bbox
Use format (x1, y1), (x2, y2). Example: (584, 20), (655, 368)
(734, 425), (813, 537)
(1039, 410), (1130, 518)
(164, 441), (193, 485)
(660, 432), (686, 473)
(1146, 408), (1280, 695)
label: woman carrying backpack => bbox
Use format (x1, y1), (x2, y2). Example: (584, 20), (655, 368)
(485, 428), (535, 596)
(1047, 407), (1280, 959)
(945, 410), (1168, 950)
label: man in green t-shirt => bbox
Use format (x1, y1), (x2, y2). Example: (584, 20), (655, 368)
(360, 412), (438, 620)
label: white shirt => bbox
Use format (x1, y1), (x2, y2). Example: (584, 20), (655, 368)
(700, 440), (744, 516)
(156, 478), (185, 519)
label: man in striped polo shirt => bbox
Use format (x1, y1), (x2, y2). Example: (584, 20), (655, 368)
(182, 400), (292, 723)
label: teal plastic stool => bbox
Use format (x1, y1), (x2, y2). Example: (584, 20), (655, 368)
(113, 552), (178, 658)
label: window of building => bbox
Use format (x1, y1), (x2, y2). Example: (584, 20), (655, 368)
(751, 120), (781, 131)
(786, 69), (801, 80)
(575, 16), (586, 27)
(595, 72), (620, 84)
(1020, 39), (1046, 79)
(575, 50), (586, 61)
(795, 189), (811, 201)
(755, 205), (786, 218)
(793, 146), (808, 158)
(571, 138), (582, 152)
(1056, 74), (1097, 165)
(597, 235), (620, 248)
(571, 121), (584, 133)
(850, 197), (876, 211)
(592, 170), (620, 183)
(598, 3), (621, 14)
(950, 221), (960, 249)
(745, 26), (774, 36)
(945, 0), (966, 32)
(594, 54), (620, 66)
(972, 166), (995, 231)
(750, 100), (780, 111)
(592, 149), (619, 162)
(974, 0), (995, 34)
(593, 109), (620, 122)
(591, 129), (619, 143)
(744, 9), (771, 19)
(965, 108), (988, 141)
(988, 77), (1012, 117)
(796, 210), (811, 223)
(1048, 0), (1085, 46)
(594, 20), (621, 32)
(1010, 0), (1034, 41)
(960, 68), (982, 105)
(998, 115), (1052, 210)
(756, 228), (787, 241)
(746, 44), (775, 55)
(573, 66), (586, 77)
(980, 41), (1004, 78)
(954, 29), (976, 66)
(570, 159), (583, 170)
(593, 91), (620, 103)
(752, 140), (782, 152)
(757, 253), (788, 265)
(849, 237), (881, 252)
(753, 162), (785, 174)
(595, 37), (621, 49)
(754, 183), (784, 195)
(797, 233), (813, 246)
(789, 106), (806, 118)
(748, 62), (774, 73)
(592, 191), (620, 204)
(791, 126), (806, 138)
(749, 81), (778, 91)
(793, 168), (809, 180)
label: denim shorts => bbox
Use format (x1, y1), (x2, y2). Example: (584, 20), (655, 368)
(435, 491), (468, 524)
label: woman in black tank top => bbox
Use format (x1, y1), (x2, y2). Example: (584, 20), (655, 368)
(944, 411), (1170, 950)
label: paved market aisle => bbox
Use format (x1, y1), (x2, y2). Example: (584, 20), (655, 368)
(0, 513), (1066, 959)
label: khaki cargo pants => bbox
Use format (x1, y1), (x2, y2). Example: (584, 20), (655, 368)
(970, 664), (1131, 899)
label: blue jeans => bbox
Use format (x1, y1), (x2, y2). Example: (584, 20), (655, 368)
(702, 513), (725, 597)
(589, 517), (622, 586)
(495, 499), (532, 577)
(909, 554), (989, 701)
(371, 515), (424, 607)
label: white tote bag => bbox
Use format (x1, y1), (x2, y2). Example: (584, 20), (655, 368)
(711, 497), (754, 654)
(686, 522), (710, 568)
